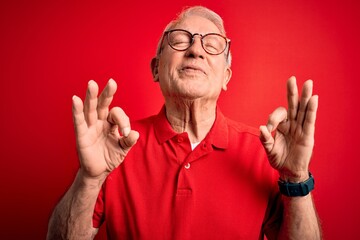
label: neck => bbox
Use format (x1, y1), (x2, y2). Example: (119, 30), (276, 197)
(165, 98), (217, 143)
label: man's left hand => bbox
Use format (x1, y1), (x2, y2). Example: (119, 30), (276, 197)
(260, 76), (319, 182)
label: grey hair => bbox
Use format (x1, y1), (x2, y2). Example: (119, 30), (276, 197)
(155, 6), (232, 67)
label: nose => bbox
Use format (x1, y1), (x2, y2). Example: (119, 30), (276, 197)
(185, 35), (205, 59)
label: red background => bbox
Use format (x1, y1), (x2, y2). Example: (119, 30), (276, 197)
(1, 0), (359, 239)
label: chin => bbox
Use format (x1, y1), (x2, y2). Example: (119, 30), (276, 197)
(177, 88), (210, 100)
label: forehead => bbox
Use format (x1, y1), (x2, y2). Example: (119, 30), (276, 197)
(173, 15), (221, 35)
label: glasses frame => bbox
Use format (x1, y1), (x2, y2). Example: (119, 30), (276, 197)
(160, 29), (231, 58)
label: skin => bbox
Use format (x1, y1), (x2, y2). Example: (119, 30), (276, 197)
(260, 76), (321, 239)
(47, 14), (321, 240)
(152, 16), (232, 143)
(47, 79), (139, 239)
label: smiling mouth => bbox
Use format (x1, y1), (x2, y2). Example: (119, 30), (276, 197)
(180, 67), (206, 75)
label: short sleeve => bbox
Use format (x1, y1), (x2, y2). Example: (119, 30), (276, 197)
(260, 177), (283, 240)
(92, 186), (105, 228)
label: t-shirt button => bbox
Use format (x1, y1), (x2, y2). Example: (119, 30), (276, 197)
(184, 163), (191, 169)
(177, 136), (184, 143)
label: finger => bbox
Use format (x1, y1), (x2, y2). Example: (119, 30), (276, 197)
(259, 125), (274, 154)
(72, 95), (87, 137)
(266, 107), (288, 132)
(97, 79), (117, 120)
(303, 95), (319, 138)
(83, 80), (99, 127)
(287, 76), (299, 122)
(107, 107), (131, 137)
(297, 80), (313, 127)
(119, 130), (140, 150)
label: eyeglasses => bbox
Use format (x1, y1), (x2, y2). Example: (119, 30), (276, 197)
(162, 29), (231, 56)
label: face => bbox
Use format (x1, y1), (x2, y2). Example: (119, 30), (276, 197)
(153, 15), (232, 103)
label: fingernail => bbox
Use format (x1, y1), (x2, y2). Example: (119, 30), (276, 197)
(121, 127), (130, 137)
(267, 124), (273, 132)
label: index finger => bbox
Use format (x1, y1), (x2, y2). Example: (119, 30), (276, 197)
(107, 107), (131, 137)
(97, 78), (118, 120)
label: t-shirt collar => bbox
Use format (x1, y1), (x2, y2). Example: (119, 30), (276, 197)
(153, 106), (228, 149)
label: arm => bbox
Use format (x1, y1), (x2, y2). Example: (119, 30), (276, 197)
(260, 76), (321, 239)
(46, 171), (102, 240)
(47, 79), (139, 240)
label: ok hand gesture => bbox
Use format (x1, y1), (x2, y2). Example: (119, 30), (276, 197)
(260, 76), (318, 182)
(72, 79), (139, 180)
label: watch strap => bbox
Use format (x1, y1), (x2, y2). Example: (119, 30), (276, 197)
(278, 172), (315, 197)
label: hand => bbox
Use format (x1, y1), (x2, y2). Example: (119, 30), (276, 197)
(259, 76), (318, 182)
(72, 79), (139, 180)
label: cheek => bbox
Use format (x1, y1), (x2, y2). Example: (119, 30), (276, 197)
(209, 55), (225, 69)
(158, 61), (175, 90)
(158, 59), (169, 80)
(159, 60), (182, 83)
(159, 54), (175, 73)
(209, 61), (227, 80)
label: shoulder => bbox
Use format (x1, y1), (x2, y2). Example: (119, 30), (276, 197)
(225, 117), (260, 137)
(131, 115), (157, 130)
(221, 117), (266, 157)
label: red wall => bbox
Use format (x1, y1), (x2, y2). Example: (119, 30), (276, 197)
(1, 0), (359, 239)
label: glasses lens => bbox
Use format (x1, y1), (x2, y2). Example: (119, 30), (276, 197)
(167, 30), (192, 51)
(202, 34), (227, 54)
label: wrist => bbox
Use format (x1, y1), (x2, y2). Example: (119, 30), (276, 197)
(279, 170), (310, 183)
(278, 172), (315, 197)
(75, 169), (108, 190)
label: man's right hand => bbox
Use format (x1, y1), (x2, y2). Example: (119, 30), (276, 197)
(72, 79), (139, 181)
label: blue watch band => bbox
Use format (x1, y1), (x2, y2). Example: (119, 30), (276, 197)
(278, 172), (315, 197)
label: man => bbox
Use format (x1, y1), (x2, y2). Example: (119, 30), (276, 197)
(47, 6), (321, 240)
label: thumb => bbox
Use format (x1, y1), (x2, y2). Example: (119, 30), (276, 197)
(119, 130), (140, 151)
(259, 125), (274, 154)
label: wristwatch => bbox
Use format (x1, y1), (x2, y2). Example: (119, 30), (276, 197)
(278, 172), (315, 197)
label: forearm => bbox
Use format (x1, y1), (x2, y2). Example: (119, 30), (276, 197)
(47, 170), (106, 240)
(278, 193), (321, 239)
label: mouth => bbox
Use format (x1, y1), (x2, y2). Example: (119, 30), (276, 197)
(179, 65), (207, 75)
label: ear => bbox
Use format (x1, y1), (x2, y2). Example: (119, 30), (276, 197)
(150, 57), (159, 82)
(222, 67), (232, 91)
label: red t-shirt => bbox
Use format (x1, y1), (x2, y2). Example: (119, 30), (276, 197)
(93, 107), (282, 239)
